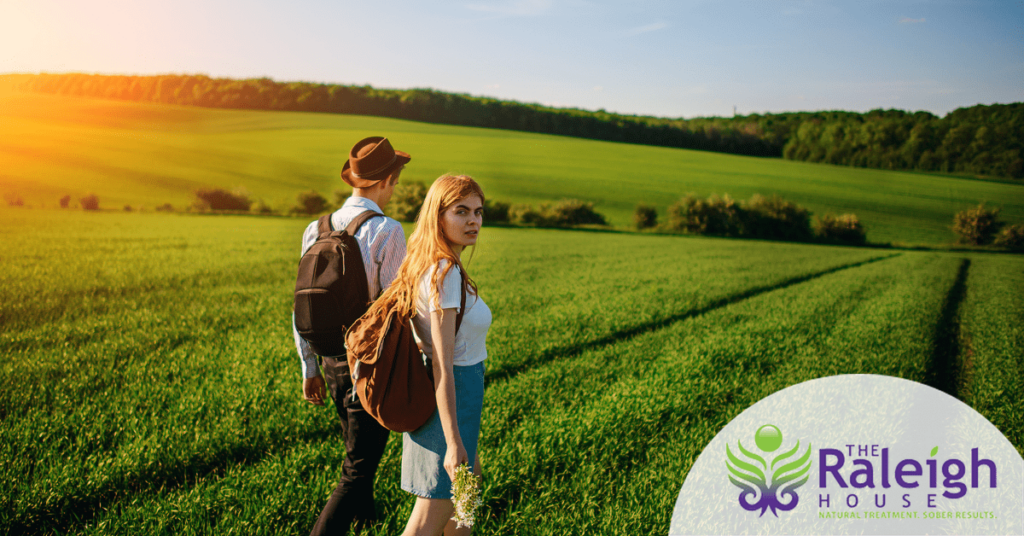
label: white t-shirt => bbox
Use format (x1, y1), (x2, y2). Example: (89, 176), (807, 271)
(411, 260), (491, 367)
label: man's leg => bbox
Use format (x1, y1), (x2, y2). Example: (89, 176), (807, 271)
(311, 357), (391, 536)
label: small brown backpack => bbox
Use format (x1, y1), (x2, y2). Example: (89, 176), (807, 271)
(345, 270), (466, 432)
(294, 210), (382, 357)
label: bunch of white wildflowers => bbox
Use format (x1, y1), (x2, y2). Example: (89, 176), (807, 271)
(450, 463), (482, 529)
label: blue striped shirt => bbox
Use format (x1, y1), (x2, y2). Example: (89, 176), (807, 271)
(292, 197), (407, 378)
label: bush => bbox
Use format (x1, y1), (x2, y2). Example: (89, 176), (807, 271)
(388, 181), (427, 222)
(59, 195), (71, 208)
(993, 223), (1024, 250)
(483, 199), (510, 224)
(667, 194), (742, 236)
(952, 204), (1002, 245)
(666, 193), (815, 242)
(509, 203), (545, 225)
(505, 200), (608, 228)
(741, 194), (812, 242)
(123, 204), (133, 212)
(194, 188), (251, 211)
(544, 199), (607, 226)
(156, 203), (174, 212)
(80, 194), (100, 211)
(814, 213), (866, 245)
(293, 190), (329, 215)
(4, 193), (24, 207)
(250, 199), (274, 215)
(633, 203), (658, 230)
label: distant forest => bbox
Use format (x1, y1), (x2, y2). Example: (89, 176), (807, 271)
(11, 73), (1023, 179)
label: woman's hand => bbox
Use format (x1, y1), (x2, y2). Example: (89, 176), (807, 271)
(444, 441), (469, 481)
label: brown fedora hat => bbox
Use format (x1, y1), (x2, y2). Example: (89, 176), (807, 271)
(341, 137), (411, 188)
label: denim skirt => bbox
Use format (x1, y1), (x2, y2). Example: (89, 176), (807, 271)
(401, 361), (485, 499)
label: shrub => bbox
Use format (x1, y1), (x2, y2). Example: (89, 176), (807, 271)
(4, 193), (24, 207)
(509, 203), (545, 225)
(814, 213), (866, 245)
(742, 194), (812, 241)
(193, 188), (251, 211)
(952, 204), (1002, 245)
(250, 199), (274, 215)
(80, 194), (100, 211)
(544, 199), (607, 226)
(483, 199), (510, 224)
(59, 195), (71, 208)
(667, 194), (742, 236)
(156, 203), (174, 212)
(505, 200), (607, 227)
(633, 203), (658, 230)
(388, 181), (427, 222)
(666, 196), (690, 232)
(123, 204), (133, 212)
(293, 190), (329, 215)
(993, 223), (1024, 250)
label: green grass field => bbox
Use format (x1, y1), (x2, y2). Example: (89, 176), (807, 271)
(2, 91), (1023, 246)
(2, 207), (1021, 535)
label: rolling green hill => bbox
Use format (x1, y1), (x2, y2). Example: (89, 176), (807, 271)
(2, 91), (1022, 245)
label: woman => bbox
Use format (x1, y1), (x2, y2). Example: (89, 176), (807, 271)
(375, 174), (491, 535)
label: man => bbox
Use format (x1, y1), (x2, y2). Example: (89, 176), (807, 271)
(292, 136), (411, 535)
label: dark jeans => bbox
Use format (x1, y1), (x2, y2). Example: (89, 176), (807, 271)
(310, 356), (391, 536)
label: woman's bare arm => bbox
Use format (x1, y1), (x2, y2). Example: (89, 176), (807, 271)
(430, 307), (467, 480)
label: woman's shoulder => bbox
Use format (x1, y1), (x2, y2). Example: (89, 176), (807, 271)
(424, 259), (462, 279)
(418, 259), (463, 294)
(418, 259), (465, 310)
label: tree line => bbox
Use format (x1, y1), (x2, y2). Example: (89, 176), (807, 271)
(10, 73), (1022, 179)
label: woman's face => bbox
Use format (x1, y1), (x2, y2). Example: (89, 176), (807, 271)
(440, 194), (483, 250)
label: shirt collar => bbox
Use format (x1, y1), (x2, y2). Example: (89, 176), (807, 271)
(343, 196), (383, 214)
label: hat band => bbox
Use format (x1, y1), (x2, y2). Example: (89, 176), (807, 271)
(351, 154), (397, 179)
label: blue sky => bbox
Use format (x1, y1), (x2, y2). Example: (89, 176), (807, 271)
(1, 0), (1021, 118)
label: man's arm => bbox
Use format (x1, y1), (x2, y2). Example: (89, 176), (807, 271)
(293, 314), (321, 379)
(294, 220), (326, 405)
(294, 314), (326, 406)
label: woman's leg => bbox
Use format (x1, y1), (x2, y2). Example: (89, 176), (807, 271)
(401, 497), (454, 536)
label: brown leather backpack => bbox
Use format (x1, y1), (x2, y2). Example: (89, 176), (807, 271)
(294, 210), (382, 357)
(345, 269), (466, 432)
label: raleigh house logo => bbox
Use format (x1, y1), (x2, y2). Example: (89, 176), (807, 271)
(726, 424), (812, 517)
(670, 375), (1024, 535)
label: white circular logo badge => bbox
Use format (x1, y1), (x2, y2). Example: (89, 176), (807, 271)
(670, 375), (1023, 535)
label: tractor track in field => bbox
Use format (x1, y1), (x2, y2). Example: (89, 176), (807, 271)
(484, 253), (902, 386)
(927, 258), (970, 398)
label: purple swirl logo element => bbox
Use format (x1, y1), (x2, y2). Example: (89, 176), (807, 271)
(726, 424), (812, 517)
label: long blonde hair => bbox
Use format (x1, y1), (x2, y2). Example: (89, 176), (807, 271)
(377, 174), (484, 317)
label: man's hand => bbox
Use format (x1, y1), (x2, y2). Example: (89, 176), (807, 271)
(303, 375), (326, 406)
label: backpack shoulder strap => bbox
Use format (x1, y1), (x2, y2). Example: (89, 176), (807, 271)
(455, 267), (467, 334)
(316, 214), (333, 236)
(345, 210), (384, 236)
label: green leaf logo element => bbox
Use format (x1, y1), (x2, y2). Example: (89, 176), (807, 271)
(726, 442), (766, 487)
(930, 446), (939, 457)
(772, 441), (812, 489)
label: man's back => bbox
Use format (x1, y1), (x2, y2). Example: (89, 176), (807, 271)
(293, 196), (407, 378)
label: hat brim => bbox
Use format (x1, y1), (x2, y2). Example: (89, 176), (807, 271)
(341, 151), (411, 188)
